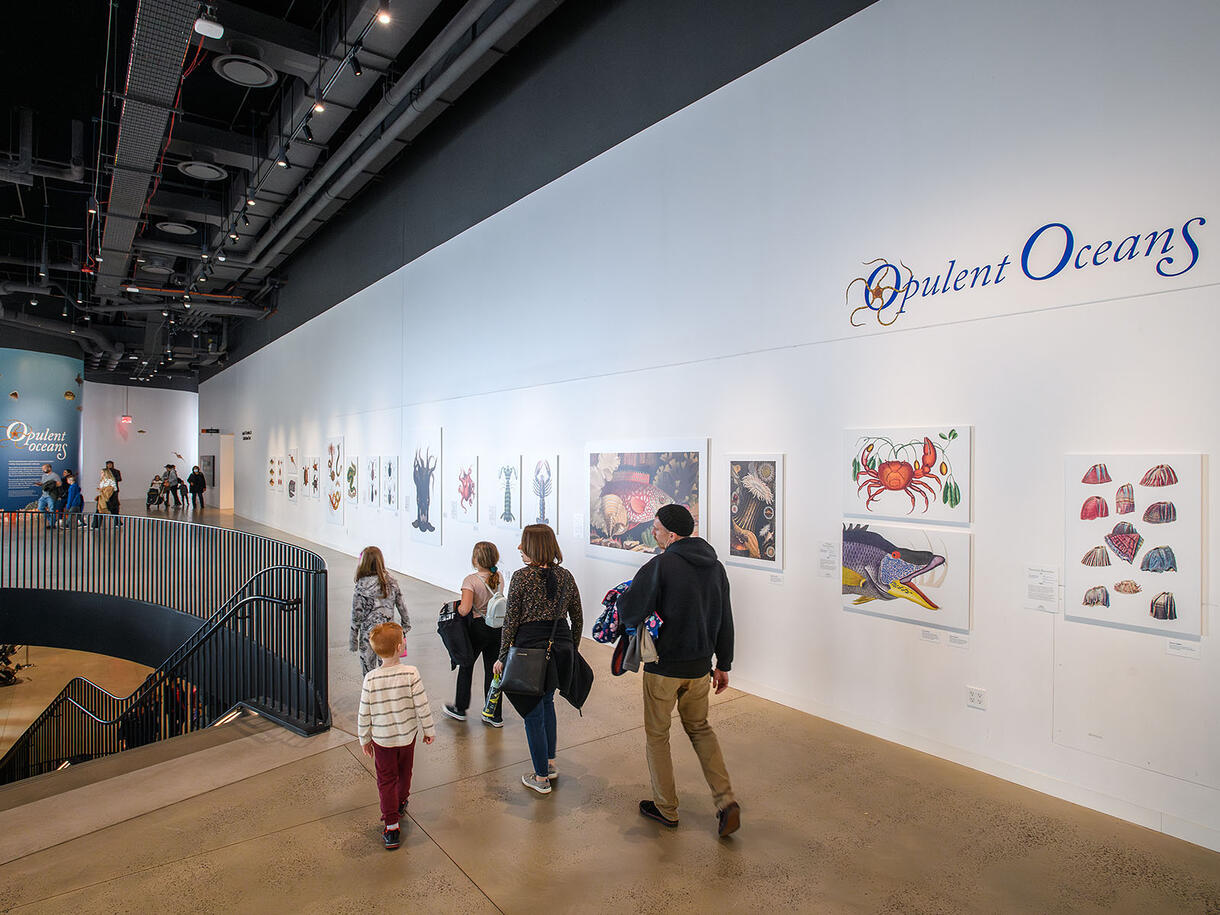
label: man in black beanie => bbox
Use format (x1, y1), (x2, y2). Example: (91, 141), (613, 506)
(617, 503), (739, 837)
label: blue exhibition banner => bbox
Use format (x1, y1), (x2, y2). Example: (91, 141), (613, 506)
(0, 348), (84, 511)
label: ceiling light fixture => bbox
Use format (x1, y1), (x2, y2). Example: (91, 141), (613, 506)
(302, 123), (314, 142)
(193, 332), (200, 339)
(86, 197), (98, 215)
(126, 285), (139, 293)
(61, 305), (68, 317)
(276, 150), (290, 168)
(217, 252), (227, 262)
(193, 4), (224, 39)
(246, 193), (256, 206)
(313, 100), (325, 114)
(378, 7), (391, 25)
(242, 213), (250, 227)
(29, 298), (37, 306)
(349, 51), (363, 77)
(161, 310), (169, 317)
(229, 231), (239, 241)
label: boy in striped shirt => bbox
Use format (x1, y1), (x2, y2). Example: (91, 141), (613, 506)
(358, 621), (436, 849)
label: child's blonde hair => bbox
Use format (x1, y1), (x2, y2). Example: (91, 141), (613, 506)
(369, 621), (404, 659)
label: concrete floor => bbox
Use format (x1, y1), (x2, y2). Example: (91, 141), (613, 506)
(0, 511), (1217, 913)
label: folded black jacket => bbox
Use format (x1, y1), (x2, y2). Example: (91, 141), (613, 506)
(617, 536), (733, 677)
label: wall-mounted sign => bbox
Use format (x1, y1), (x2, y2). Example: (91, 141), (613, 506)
(200, 427), (220, 434)
(847, 214), (1206, 327)
(241, 430), (253, 441)
(0, 348), (84, 511)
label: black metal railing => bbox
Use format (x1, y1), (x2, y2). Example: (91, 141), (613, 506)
(0, 511), (329, 783)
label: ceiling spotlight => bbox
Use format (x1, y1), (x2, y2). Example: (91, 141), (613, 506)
(95, 255), (103, 262)
(302, 123), (314, 143)
(38, 266), (47, 278)
(377, 5), (391, 25)
(184, 300), (192, 308)
(136, 255), (146, 263)
(193, 5), (224, 39)
(349, 53), (363, 77)
(86, 197), (98, 215)
(246, 193), (256, 206)
(76, 296), (82, 304)
(83, 313), (90, 322)
(29, 298), (37, 306)
(201, 252), (209, 260)
(70, 328), (77, 335)
(126, 285), (139, 293)
(169, 316), (176, 325)
(161, 310), (169, 317)
(217, 252), (227, 262)
(275, 152), (289, 168)
(61, 306), (68, 317)
(183, 294), (191, 302)
(229, 231), (239, 241)
(313, 100), (325, 114)
(242, 213), (250, 227)
(192, 332), (200, 339)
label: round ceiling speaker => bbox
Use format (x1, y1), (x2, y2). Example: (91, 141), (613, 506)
(156, 221), (196, 236)
(212, 54), (277, 89)
(140, 255), (175, 276)
(177, 159), (228, 182)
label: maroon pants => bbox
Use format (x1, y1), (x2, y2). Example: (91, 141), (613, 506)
(372, 740), (416, 825)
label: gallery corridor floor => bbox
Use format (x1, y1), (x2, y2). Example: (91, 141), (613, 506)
(0, 512), (1217, 913)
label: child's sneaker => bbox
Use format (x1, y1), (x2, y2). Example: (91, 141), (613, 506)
(383, 826), (401, 850)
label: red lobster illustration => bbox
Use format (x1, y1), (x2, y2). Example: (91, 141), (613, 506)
(457, 466), (475, 513)
(854, 437), (941, 514)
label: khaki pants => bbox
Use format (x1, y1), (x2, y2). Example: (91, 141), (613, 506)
(643, 671), (734, 820)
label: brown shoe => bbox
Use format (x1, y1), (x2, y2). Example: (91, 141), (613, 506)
(717, 801), (740, 837)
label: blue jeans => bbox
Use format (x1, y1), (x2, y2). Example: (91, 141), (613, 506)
(37, 493), (55, 526)
(522, 690), (557, 778)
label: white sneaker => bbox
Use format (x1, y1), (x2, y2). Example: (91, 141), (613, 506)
(521, 772), (551, 795)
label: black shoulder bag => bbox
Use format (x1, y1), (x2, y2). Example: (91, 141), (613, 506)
(501, 576), (565, 696)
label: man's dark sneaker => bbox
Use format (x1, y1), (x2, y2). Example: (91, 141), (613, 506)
(638, 800), (678, 828)
(383, 826), (401, 850)
(442, 704), (466, 721)
(716, 801), (741, 838)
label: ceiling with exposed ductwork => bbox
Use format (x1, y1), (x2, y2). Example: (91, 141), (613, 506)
(0, 0), (567, 387)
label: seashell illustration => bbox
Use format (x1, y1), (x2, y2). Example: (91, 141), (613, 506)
(1140, 464), (1178, 487)
(1150, 592), (1176, 621)
(1081, 546), (1111, 567)
(1104, 521), (1143, 564)
(1142, 501), (1176, 524)
(1083, 586), (1110, 608)
(1081, 463), (1111, 484)
(8, 391), (17, 401)
(63, 390), (76, 401)
(1114, 580), (1141, 594)
(1115, 483), (1134, 515)
(1080, 496), (1109, 520)
(1140, 546), (1177, 573)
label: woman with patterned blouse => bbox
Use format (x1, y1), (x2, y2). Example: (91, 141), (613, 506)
(493, 524), (583, 796)
(350, 546), (412, 676)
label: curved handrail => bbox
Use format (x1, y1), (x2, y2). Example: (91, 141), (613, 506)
(54, 595), (306, 726)
(48, 565), (318, 722)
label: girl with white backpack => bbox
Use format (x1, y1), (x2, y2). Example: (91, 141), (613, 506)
(443, 541), (507, 727)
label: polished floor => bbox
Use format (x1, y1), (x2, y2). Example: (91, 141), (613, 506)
(0, 510), (1217, 913)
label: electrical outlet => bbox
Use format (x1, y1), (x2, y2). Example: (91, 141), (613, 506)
(967, 686), (987, 710)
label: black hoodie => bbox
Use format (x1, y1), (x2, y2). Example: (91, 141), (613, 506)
(617, 536), (733, 678)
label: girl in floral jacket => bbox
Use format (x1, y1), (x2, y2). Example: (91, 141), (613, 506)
(350, 546), (411, 675)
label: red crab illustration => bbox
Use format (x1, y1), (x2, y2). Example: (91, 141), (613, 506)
(855, 437), (942, 513)
(458, 466), (475, 512)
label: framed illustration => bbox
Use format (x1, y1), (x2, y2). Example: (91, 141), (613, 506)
(275, 456), (284, 492)
(489, 455), (522, 529)
(587, 439), (707, 562)
(447, 453), (479, 525)
(842, 521), (972, 632)
(267, 456), (276, 492)
(406, 428), (442, 544)
(286, 449), (300, 503)
(522, 453), (558, 527)
(344, 455), (359, 505)
(307, 456), (320, 500)
(843, 425), (972, 525)
(380, 455), (399, 513)
(363, 455), (379, 507)
(1063, 453), (1202, 638)
(325, 437), (344, 525)
(725, 453), (784, 570)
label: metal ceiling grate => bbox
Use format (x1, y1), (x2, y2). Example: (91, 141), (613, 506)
(97, 0), (197, 295)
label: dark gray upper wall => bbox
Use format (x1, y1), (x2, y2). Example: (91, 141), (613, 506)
(215, 0), (877, 375)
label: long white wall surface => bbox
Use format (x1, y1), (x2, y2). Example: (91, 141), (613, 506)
(200, 0), (1220, 850)
(81, 382), (199, 505)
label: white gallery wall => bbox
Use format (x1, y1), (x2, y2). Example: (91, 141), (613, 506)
(81, 382), (200, 502)
(200, 0), (1220, 849)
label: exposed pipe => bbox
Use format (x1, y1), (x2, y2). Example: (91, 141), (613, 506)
(231, 0), (509, 270)
(0, 257), (80, 273)
(0, 304), (121, 361)
(0, 113), (86, 186)
(89, 301), (267, 318)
